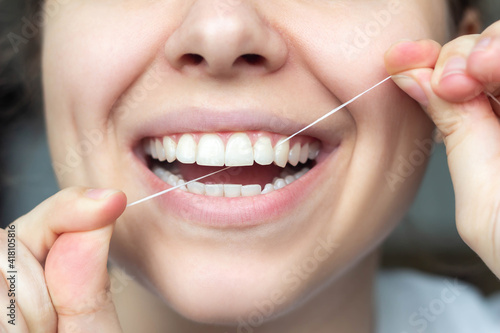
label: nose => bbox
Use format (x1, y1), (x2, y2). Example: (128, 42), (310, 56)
(164, 0), (288, 77)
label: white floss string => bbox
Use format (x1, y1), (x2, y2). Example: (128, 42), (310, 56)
(127, 167), (232, 207)
(486, 91), (500, 107)
(126, 76), (392, 207)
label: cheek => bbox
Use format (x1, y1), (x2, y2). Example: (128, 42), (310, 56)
(269, 0), (449, 110)
(42, 2), (171, 153)
(42, 2), (176, 186)
(43, 4), (159, 114)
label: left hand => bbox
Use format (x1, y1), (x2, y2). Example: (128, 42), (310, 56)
(385, 21), (500, 279)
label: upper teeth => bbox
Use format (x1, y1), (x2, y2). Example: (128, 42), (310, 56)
(145, 132), (320, 167)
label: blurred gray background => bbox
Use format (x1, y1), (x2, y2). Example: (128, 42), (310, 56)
(1, 1), (500, 261)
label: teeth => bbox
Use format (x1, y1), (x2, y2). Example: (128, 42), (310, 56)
(261, 183), (275, 195)
(241, 184), (262, 197)
(176, 134), (197, 164)
(148, 132), (319, 197)
(205, 184), (224, 197)
(285, 175), (295, 185)
(224, 184), (242, 197)
(156, 139), (167, 162)
(225, 133), (254, 167)
(299, 143), (309, 164)
(273, 178), (286, 190)
(167, 174), (179, 186)
(274, 139), (290, 168)
(177, 179), (188, 191)
(153, 166), (165, 178)
(308, 141), (320, 160)
(153, 163), (310, 197)
(253, 137), (274, 165)
(197, 134), (225, 166)
(187, 182), (205, 195)
(163, 136), (177, 163)
(151, 140), (159, 159)
(288, 142), (300, 166)
(147, 133), (320, 167)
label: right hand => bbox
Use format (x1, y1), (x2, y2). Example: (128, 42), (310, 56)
(0, 187), (127, 332)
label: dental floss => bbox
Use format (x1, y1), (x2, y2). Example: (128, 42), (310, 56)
(127, 77), (500, 207)
(280, 76), (392, 144)
(126, 76), (392, 207)
(486, 91), (500, 106)
(127, 167), (232, 207)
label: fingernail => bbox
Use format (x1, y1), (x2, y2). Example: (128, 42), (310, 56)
(440, 56), (467, 81)
(392, 75), (429, 106)
(85, 188), (120, 200)
(472, 37), (492, 53)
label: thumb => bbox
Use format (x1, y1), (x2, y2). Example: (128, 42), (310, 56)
(45, 219), (123, 332)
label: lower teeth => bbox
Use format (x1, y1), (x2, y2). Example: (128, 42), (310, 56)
(152, 166), (310, 197)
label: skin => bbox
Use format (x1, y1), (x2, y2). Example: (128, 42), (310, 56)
(3, 0), (499, 332)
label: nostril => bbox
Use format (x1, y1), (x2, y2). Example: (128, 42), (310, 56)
(180, 53), (204, 66)
(240, 54), (265, 66)
(175, 53), (268, 73)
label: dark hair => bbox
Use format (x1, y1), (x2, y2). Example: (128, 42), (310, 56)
(0, 0), (42, 123)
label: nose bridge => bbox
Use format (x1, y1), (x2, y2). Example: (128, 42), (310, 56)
(164, 0), (288, 77)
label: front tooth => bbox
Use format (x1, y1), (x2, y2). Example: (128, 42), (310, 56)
(299, 143), (309, 164)
(274, 139), (290, 168)
(197, 134), (225, 166)
(273, 178), (286, 190)
(261, 183), (275, 194)
(225, 133), (254, 166)
(308, 141), (320, 159)
(288, 142), (300, 166)
(253, 137), (274, 165)
(176, 134), (197, 164)
(224, 184), (242, 197)
(163, 136), (177, 163)
(156, 139), (167, 161)
(187, 182), (205, 195)
(241, 184), (262, 197)
(205, 184), (224, 197)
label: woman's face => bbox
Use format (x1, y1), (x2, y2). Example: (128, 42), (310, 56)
(42, 0), (448, 324)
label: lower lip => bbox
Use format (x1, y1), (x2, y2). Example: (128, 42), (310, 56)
(133, 149), (337, 229)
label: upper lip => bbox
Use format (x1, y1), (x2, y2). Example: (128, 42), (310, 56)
(125, 108), (343, 149)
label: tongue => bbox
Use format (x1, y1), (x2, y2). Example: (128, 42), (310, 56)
(172, 162), (283, 187)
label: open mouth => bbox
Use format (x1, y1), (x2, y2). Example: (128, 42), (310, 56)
(143, 131), (321, 197)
